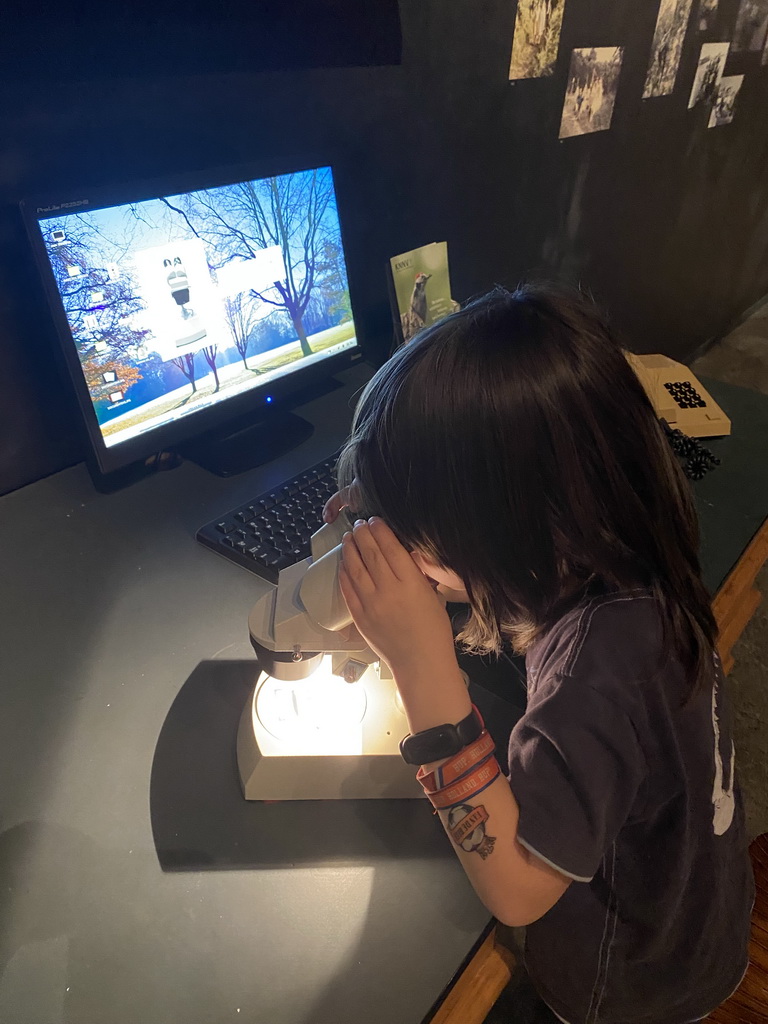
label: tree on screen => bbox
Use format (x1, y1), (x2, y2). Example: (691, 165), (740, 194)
(201, 345), (221, 391)
(224, 292), (261, 370)
(81, 358), (142, 398)
(41, 216), (149, 402)
(43, 216), (149, 357)
(169, 352), (198, 395)
(162, 168), (345, 358)
(317, 239), (352, 323)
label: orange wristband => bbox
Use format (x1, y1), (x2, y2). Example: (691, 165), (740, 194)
(416, 730), (496, 793)
(427, 756), (502, 810)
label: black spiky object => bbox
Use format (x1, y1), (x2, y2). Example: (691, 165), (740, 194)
(661, 420), (720, 481)
(666, 427), (697, 459)
(685, 452), (711, 481)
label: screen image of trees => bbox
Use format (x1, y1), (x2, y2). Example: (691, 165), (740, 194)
(42, 167), (354, 438)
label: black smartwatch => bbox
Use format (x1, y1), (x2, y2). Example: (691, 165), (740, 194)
(399, 707), (484, 766)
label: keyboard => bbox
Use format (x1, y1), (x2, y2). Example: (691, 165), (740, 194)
(196, 454), (341, 584)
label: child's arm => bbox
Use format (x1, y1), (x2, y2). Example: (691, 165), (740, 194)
(339, 518), (572, 926)
(397, 662), (572, 927)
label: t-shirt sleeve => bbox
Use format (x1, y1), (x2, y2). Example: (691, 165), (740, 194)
(507, 675), (646, 883)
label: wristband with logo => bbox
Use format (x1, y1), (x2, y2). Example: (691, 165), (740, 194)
(427, 756), (502, 810)
(416, 729), (496, 793)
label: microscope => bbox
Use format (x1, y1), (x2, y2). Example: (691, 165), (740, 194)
(164, 256), (207, 348)
(239, 515), (426, 801)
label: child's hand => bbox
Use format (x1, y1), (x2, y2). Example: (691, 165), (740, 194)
(322, 480), (360, 523)
(339, 518), (457, 677)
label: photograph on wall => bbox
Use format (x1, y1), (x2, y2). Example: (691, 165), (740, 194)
(732, 0), (768, 51)
(559, 47), (624, 139)
(697, 0), (719, 30)
(643, 0), (695, 98)
(509, 0), (565, 79)
(688, 42), (729, 107)
(708, 74), (744, 125)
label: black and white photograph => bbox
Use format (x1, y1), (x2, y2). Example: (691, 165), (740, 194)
(643, 0), (695, 98)
(708, 74), (745, 125)
(732, 0), (768, 51)
(559, 47), (624, 139)
(509, 0), (566, 79)
(697, 0), (719, 31)
(688, 42), (729, 107)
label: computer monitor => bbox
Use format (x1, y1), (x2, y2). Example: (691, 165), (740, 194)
(23, 162), (362, 480)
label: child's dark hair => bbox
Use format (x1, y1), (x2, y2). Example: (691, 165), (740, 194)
(337, 284), (718, 699)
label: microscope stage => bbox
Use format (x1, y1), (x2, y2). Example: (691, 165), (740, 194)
(237, 659), (424, 800)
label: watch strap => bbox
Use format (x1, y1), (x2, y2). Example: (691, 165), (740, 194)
(399, 705), (484, 766)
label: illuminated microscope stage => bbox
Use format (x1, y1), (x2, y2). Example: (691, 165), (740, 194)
(237, 657), (424, 801)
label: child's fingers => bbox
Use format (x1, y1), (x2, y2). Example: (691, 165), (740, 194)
(323, 484), (352, 523)
(341, 532), (375, 594)
(350, 521), (397, 584)
(338, 565), (364, 621)
(323, 480), (361, 523)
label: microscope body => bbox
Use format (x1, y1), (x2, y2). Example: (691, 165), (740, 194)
(240, 517), (423, 800)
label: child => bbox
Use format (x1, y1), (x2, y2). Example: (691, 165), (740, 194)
(323, 285), (754, 1024)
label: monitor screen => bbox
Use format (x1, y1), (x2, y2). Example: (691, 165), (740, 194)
(31, 165), (358, 454)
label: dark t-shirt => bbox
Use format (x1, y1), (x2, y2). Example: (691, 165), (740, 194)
(507, 588), (754, 1024)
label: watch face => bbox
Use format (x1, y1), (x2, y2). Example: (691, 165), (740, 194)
(422, 727), (459, 762)
(403, 725), (462, 765)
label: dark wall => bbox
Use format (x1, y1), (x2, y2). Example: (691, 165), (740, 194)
(3, 0), (768, 495)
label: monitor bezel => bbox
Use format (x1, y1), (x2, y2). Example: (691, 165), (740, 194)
(21, 159), (364, 477)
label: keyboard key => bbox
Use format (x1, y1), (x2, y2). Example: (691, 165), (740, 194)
(197, 452), (342, 582)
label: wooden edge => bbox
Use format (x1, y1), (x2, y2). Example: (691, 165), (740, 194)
(712, 518), (768, 634)
(428, 927), (514, 1024)
(717, 587), (762, 670)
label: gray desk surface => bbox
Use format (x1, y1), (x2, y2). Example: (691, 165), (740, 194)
(0, 367), (766, 1024)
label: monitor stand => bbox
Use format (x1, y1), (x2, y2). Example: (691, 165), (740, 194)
(177, 375), (343, 477)
(180, 410), (313, 477)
